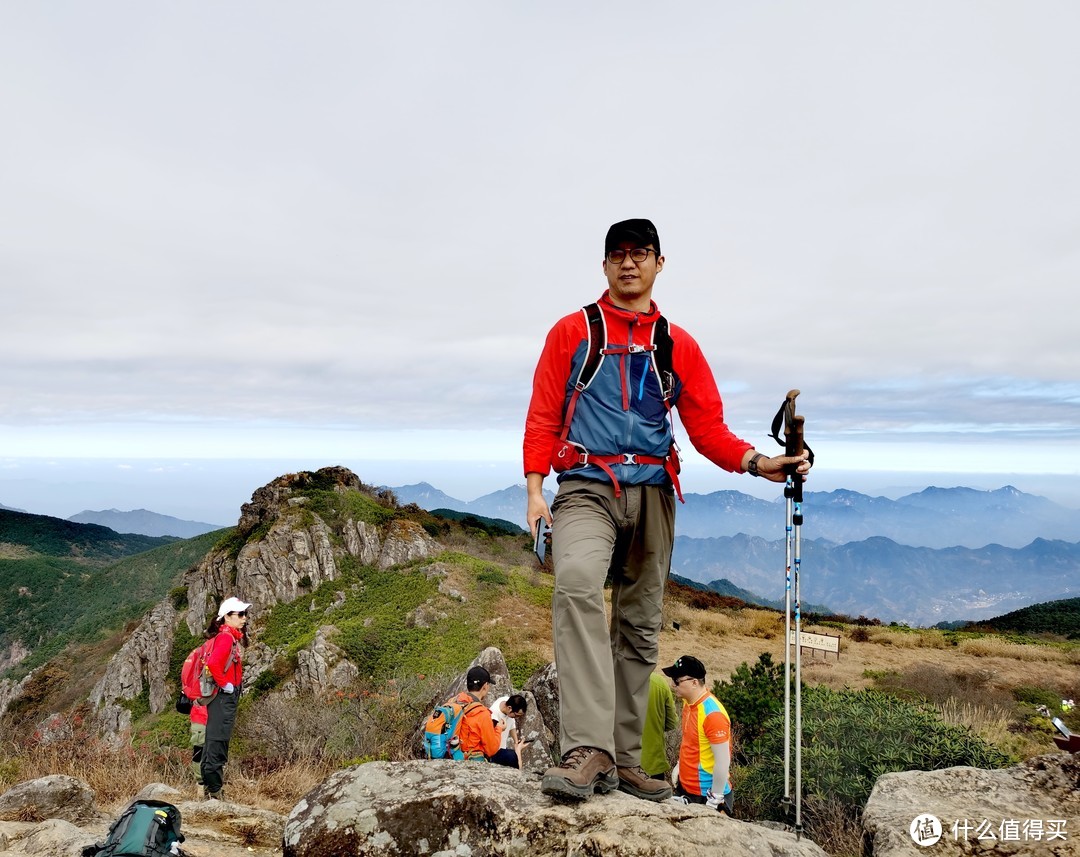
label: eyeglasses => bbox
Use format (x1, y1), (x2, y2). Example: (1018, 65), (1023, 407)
(606, 247), (657, 265)
(672, 676), (694, 686)
(229, 611), (247, 618)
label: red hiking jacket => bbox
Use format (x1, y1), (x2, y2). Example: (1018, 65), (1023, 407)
(524, 292), (751, 483)
(205, 625), (244, 690)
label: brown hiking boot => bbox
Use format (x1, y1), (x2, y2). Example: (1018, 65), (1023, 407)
(617, 765), (673, 802)
(541, 746), (618, 800)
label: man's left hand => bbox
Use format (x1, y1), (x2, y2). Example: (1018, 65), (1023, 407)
(756, 451), (811, 483)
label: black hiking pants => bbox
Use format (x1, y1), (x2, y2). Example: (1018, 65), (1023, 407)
(201, 689), (239, 794)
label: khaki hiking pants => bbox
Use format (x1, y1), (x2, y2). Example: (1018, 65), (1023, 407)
(550, 478), (675, 767)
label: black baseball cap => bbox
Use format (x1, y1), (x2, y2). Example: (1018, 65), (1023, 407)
(605, 218), (660, 256)
(661, 655), (706, 681)
(466, 665), (491, 691)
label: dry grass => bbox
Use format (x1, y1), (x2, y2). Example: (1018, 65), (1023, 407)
(4, 735), (335, 815)
(802, 797), (865, 857)
(956, 637), (1078, 661)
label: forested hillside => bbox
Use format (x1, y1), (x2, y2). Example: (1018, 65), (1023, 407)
(0, 508), (174, 560)
(965, 597), (1080, 639)
(0, 527), (225, 678)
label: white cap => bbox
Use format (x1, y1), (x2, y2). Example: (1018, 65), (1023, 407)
(217, 596), (251, 619)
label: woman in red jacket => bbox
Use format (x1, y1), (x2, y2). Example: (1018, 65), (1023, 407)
(201, 596), (249, 799)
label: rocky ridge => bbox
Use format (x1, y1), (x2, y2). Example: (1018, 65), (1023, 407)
(89, 467), (444, 741)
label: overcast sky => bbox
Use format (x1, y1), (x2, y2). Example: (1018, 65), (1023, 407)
(3, 2), (1079, 522)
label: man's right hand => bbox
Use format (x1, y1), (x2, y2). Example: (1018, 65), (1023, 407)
(526, 472), (551, 535)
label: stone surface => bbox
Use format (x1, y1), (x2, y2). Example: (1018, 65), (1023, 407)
(292, 626), (361, 696)
(0, 775), (98, 824)
(0, 817), (97, 857)
(88, 598), (178, 725)
(0, 777), (285, 857)
(523, 660), (560, 760)
(862, 753), (1080, 857)
(283, 760), (831, 857)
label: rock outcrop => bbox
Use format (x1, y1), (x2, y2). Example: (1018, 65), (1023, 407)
(862, 753), (1080, 857)
(88, 598), (179, 738)
(83, 466), (444, 740)
(185, 467), (443, 634)
(283, 760), (831, 857)
(291, 626), (360, 696)
(0, 668), (34, 721)
(524, 659), (560, 760)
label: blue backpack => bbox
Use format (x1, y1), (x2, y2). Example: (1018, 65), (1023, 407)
(423, 699), (483, 760)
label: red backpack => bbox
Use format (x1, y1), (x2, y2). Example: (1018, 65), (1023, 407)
(180, 640), (215, 704)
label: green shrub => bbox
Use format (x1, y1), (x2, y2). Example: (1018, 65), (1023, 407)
(712, 653), (790, 756)
(133, 711), (189, 753)
(504, 651), (549, 688)
(1013, 685), (1063, 709)
(476, 567), (508, 586)
(738, 686), (1014, 823)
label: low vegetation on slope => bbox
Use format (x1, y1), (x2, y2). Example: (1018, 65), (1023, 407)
(0, 529), (225, 678)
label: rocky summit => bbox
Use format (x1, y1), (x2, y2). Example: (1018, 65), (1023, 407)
(282, 760), (830, 857)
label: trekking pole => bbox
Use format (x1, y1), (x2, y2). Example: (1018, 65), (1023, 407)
(770, 390), (811, 838)
(781, 442), (794, 818)
(785, 391), (806, 839)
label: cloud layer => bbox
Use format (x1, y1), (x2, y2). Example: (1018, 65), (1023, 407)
(2, 3), (1078, 487)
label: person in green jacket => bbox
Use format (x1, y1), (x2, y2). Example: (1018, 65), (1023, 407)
(641, 672), (678, 783)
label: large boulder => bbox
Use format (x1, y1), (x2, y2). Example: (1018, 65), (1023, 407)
(0, 817), (97, 857)
(283, 760), (831, 857)
(523, 661), (560, 760)
(862, 753), (1080, 857)
(0, 776), (99, 824)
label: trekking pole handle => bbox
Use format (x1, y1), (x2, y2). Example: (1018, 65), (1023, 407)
(783, 389), (805, 461)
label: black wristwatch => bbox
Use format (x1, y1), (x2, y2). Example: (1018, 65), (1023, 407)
(747, 453), (765, 477)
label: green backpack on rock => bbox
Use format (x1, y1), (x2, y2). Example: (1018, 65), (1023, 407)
(81, 799), (183, 857)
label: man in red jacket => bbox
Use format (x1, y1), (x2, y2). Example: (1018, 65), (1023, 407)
(524, 218), (810, 801)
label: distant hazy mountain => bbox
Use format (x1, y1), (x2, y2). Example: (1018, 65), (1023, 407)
(67, 508), (226, 538)
(676, 486), (1078, 549)
(672, 534), (1079, 626)
(392, 482), (1077, 550)
(0, 502), (28, 513)
(0, 508), (176, 561)
(389, 481), (1080, 624)
(389, 482), (556, 530)
(670, 572), (832, 615)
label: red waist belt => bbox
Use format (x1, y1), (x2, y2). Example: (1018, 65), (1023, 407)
(552, 443), (684, 503)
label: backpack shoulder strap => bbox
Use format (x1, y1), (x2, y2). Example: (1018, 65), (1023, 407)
(559, 303), (606, 442)
(573, 302), (607, 392)
(651, 313), (675, 402)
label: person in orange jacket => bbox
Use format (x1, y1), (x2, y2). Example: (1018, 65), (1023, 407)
(454, 666), (521, 768)
(201, 596), (249, 799)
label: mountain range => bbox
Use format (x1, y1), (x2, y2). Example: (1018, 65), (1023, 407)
(672, 534), (1079, 626)
(389, 482), (1077, 549)
(3, 479), (1077, 625)
(390, 481), (1079, 625)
